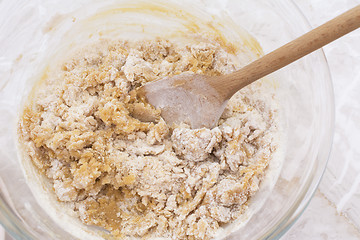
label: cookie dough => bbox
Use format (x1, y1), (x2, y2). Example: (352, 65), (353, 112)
(19, 38), (279, 239)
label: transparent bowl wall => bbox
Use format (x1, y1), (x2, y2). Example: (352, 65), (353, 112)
(0, 0), (334, 239)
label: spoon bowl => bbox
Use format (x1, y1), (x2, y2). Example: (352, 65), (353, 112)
(140, 73), (227, 128)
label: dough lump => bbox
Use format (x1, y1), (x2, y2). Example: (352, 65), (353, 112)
(19, 38), (279, 240)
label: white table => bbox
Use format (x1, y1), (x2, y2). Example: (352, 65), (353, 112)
(1, 0), (360, 239)
(284, 0), (360, 239)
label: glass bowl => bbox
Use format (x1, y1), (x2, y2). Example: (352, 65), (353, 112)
(0, 0), (334, 239)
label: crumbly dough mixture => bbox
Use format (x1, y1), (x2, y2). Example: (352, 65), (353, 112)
(19, 38), (279, 240)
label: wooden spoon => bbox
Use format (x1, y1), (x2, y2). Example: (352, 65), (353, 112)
(140, 5), (360, 129)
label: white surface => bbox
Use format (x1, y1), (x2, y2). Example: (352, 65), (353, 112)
(284, 0), (360, 239)
(285, 192), (360, 240)
(1, 0), (360, 239)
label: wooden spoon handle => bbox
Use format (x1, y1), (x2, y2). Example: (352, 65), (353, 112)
(218, 5), (360, 99)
